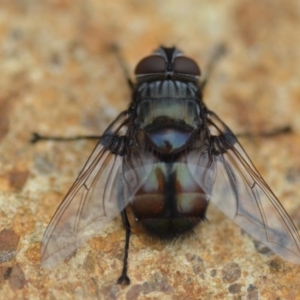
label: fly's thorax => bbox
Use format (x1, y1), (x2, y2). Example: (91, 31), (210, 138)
(133, 94), (202, 153)
(128, 162), (209, 240)
(135, 97), (201, 129)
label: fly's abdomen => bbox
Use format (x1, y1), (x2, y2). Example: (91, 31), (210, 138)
(129, 163), (209, 240)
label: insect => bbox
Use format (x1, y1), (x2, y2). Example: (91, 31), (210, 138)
(40, 46), (300, 284)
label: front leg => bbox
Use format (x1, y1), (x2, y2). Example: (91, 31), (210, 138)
(31, 110), (130, 144)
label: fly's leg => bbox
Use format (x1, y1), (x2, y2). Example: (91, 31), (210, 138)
(235, 126), (292, 138)
(110, 44), (134, 91)
(117, 209), (131, 285)
(31, 111), (129, 144)
(30, 133), (101, 143)
(200, 44), (227, 91)
(207, 109), (292, 139)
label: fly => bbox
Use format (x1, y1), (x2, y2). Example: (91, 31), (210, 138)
(38, 46), (300, 285)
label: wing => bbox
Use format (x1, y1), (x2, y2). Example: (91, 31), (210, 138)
(41, 112), (130, 268)
(187, 110), (300, 263)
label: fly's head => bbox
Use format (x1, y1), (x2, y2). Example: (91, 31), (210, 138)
(134, 46), (201, 83)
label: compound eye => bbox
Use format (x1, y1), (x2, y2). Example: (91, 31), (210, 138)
(135, 56), (166, 75)
(174, 56), (201, 75)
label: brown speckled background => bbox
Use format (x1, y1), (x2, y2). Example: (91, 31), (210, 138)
(0, 0), (300, 299)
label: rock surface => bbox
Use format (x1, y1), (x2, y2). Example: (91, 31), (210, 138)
(0, 0), (300, 299)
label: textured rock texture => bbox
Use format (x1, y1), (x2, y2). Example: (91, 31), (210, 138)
(0, 0), (300, 299)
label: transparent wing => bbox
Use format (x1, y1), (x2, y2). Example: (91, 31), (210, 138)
(122, 147), (160, 200)
(41, 112), (130, 268)
(188, 111), (300, 263)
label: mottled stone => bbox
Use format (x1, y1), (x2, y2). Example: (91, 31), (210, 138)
(247, 284), (259, 300)
(286, 167), (300, 184)
(0, 99), (10, 141)
(210, 269), (217, 277)
(268, 259), (282, 273)
(8, 169), (29, 191)
(0, 229), (20, 263)
(1, 0), (300, 299)
(0, 267), (11, 285)
(253, 240), (272, 255)
(126, 284), (144, 300)
(186, 253), (204, 275)
(228, 283), (242, 294)
(222, 262), (242, 283)
(8, 265), (26, 290)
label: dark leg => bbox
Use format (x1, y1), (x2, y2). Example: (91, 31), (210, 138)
(30, 132), (101, 143)
(31, 111), (129, 144)
(117, 209), (131, 285)
(110, 44), (135, 91)
(207, 110), (292, 139)
(200, 44), (227, 91)
(236, 126), (292, 138)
